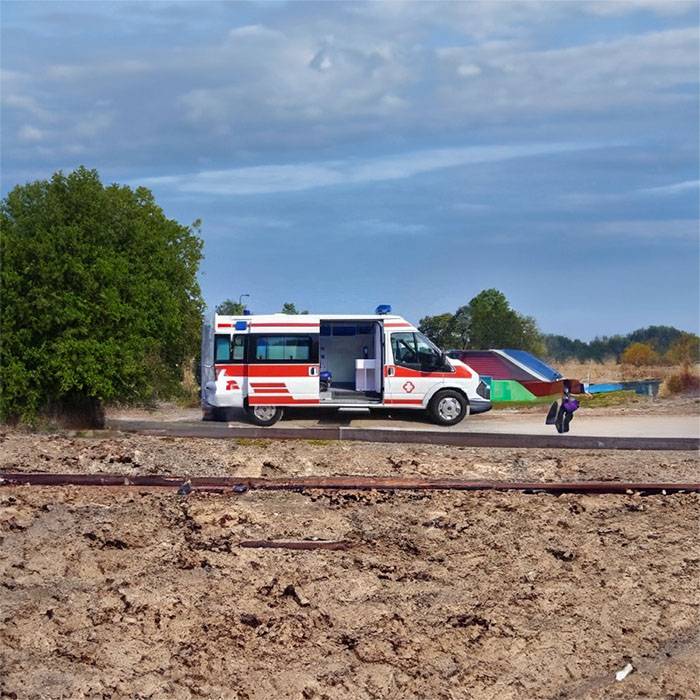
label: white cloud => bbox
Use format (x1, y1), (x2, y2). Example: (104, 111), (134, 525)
(138, 141), (602, 196)
(640, 180), (700, 195)
(582, 0), (698, 17)
(18, 125), (45, 143)
(343, 219), (428, 236)
(436, 28), (699, 115)
(590, 219), (699, 238)
(228, 24), (283, 40)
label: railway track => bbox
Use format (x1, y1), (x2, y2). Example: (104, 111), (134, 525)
(108, 419), (700, 451)
(1, 472), (698, 495)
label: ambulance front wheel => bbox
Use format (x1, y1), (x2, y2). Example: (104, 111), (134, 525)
(245, 404), (284, 427)
(428, 390), (468, 426)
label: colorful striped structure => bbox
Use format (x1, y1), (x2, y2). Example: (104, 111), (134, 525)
(447, 349), (576, 404)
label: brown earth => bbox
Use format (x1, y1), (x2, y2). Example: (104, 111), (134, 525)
(1, 429), (698, 698)
(1, 486), (698, 699)
(0, 429), (698, 482)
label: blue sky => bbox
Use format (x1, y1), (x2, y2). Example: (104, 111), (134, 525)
(2, 0), (698, 339)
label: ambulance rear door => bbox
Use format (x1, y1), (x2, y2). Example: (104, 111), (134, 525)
(246, 318), (321, 406)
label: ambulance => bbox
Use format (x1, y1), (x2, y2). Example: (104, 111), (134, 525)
(201, 307), (491, 426)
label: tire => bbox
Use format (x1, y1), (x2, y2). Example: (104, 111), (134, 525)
(203, 407), (228, 422)
(245, 404), (284, 427)
(428, 390), (468, 426)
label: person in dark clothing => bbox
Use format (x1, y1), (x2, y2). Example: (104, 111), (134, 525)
(546, 383), (580, 433)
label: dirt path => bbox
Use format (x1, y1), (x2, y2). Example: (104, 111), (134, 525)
(1, 430), (699, 483)
(1, 486), (698, 699)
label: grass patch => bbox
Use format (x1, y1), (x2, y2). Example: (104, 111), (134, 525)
(235, 438), (272, 447)
(578, 390), (639, 408)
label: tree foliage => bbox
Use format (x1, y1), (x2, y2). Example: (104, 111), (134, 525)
(620, 342), (660, 367)
(665, 333), (700, 366)
(0, 167), (204, 423)
(543, 325), (693, 363)
(418, 289), (544, 353)
(281, 302), (308, 314)
(215, 299), (245, 315)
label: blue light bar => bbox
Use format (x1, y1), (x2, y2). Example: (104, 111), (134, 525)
(243, 309), (252, 316)
(375, 304), (392, 315)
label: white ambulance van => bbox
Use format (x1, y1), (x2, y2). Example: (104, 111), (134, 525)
(201, 307), (491, 426)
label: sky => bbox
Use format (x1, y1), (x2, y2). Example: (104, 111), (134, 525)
(2, 0), (699, 340)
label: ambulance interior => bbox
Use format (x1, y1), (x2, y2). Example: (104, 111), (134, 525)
(319, 321), (383, 403)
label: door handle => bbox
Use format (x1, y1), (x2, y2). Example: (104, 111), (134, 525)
(309, 366), (319, 376)
(387, 366), (395, 377)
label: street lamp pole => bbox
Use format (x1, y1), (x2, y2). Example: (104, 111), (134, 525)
(238, 294), (250, 309)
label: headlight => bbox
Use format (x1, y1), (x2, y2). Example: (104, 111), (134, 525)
(476, 380), (490, 399)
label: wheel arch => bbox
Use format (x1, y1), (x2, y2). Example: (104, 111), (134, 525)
(425, 385), (470, 408)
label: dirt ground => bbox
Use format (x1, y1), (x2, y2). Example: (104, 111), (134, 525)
(1, 429), (698, 699)
(1, 485), (698, 699)
(1, 429), (698, 483)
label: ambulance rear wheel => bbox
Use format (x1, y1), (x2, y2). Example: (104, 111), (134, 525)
(246, 404), (284, 427)
(428, 390), (468, 426)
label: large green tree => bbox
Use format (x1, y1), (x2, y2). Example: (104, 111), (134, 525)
(418, 289), (544, 353)
(215, 299), (245, 315)
(1, 167), (204, 424)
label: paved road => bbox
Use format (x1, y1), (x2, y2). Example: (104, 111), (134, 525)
(113, 406), (700, 439)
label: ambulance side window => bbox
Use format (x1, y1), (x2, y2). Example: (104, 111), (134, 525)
(250, 335), (317, 363)
(232, 335), (245, 361)
(391, 332), (418, 367)
(215, 335), (232, 362)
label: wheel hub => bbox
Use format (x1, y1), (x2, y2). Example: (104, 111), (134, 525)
(438, 397), (461, 421)
(253, 406), (277, 421)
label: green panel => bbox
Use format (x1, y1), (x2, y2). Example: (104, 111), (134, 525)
(490, 380), (537, 402)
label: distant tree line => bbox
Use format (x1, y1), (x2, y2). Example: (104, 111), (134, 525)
(543, 326), (699, 363)
(418, 291), (698, 366)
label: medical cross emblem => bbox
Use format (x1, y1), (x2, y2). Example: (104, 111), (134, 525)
(402, 381), (415, 393)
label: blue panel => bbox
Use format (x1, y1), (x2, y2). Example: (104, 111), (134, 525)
(501, 349), (562, 380)
(235, 320), (248, 331)
(586, 382), (623, 394)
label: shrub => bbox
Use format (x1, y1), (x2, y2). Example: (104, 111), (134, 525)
(620, 342), (659, 367)
(665, 333), (700, 366)
(664, 368), (700, 395)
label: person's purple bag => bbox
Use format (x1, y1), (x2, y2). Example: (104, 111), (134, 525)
(562, 397), (579, 413)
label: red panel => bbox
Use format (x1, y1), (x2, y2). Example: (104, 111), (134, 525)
(384, 399), (423, 405)
(217, 323), (232, 328)
(248, 364), (317, 377)
(453, 352), (531, 380)
(248, 397), (320, 405)
(520, 380), (563, 397)
(385, 365), (471, 379)
(216, 364), (245, 376)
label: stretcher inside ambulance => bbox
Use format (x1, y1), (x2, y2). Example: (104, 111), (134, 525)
(201, 309), (491, 426)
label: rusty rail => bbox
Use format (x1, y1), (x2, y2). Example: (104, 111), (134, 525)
(239, 540), (352, 550)
(1, 472), (698, 495)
